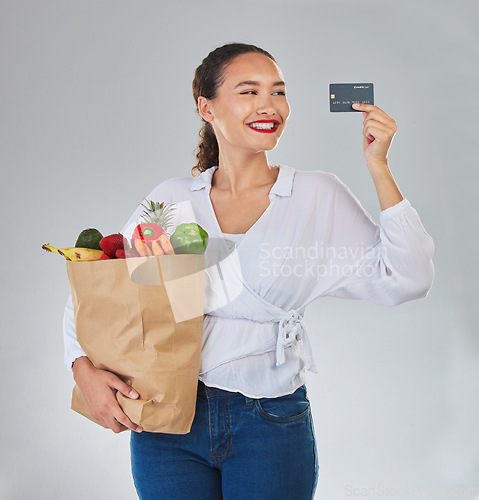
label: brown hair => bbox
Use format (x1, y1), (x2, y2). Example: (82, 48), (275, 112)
(191, 43), (277, 176)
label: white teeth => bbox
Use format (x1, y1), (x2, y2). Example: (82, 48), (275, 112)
(248, 122), (277, 130)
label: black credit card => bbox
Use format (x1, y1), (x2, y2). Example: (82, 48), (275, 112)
(329, 83), (374, 112)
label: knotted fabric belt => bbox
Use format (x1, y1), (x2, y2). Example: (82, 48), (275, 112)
(204, 244), (319, 374)
(275, 309), (318, 373)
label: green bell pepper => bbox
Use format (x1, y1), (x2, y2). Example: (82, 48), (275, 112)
(170, 223), (208, 254)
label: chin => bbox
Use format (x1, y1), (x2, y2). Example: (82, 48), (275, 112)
(249, 140), (278, 152)
(262, 139), (281, 151)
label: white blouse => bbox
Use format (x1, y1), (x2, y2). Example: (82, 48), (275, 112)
(63, 164), (435, 398)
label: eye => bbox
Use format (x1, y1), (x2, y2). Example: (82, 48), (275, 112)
(240, 90), (286, 96)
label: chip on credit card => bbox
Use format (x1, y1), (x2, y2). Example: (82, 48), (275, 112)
(329, 83), (374, 112)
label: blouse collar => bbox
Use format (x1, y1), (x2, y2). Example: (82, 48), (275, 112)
(189, 164), (294, 198)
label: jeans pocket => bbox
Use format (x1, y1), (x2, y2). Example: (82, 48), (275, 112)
(254, 385), (310, 423)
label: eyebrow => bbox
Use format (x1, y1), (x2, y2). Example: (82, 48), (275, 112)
(234, 80), (286, 89)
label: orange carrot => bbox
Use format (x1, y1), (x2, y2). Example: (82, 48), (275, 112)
(134, 239), (152, 256)
(151, 239), (164, 256)
(159, 234), (175, 255)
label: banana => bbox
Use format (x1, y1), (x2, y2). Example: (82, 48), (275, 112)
(42, 244), (103, 261)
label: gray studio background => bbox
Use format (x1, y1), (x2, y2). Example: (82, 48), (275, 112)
(1, 0), (478, 499)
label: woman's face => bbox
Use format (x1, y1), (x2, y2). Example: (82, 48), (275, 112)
(199, 52), (291, 156)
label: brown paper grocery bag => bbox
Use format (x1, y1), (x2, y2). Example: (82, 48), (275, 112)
(66, 254), (205, 434)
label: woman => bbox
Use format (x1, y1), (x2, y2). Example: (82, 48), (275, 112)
(64, 42), (434, 499)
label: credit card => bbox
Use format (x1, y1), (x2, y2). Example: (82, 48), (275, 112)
(329, 83), (374, 112)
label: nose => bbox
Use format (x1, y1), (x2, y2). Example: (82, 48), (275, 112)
(256, 94), (276, 116)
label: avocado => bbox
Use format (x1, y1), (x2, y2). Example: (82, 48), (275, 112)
(75, 228), (103, 250)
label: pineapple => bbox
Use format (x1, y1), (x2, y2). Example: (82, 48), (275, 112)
(140, 200), (176, 234)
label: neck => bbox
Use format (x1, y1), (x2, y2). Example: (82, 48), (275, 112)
(214, 150), (277, 196)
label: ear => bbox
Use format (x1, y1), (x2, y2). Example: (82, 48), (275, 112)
(197, 96), (214, 123)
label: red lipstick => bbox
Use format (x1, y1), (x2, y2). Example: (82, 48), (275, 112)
(246, 120), (280, 134)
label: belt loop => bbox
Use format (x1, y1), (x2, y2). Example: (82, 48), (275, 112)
(244, 395), (254, 406)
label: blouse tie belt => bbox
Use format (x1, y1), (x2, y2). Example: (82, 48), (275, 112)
(213, 248), (319, 374)
(275, 309), (318, 373)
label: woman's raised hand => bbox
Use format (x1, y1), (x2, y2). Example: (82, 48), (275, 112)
(352, 103), (398, 168)
(72, 356), (143, 434)
(352, 103), (403, 211)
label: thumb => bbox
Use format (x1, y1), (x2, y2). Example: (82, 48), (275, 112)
(110, 376), (139, 399)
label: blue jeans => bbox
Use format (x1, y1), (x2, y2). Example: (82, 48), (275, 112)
(130, 380), (319, 499)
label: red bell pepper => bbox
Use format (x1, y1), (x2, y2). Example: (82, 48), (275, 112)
(131, 223), (166, 254)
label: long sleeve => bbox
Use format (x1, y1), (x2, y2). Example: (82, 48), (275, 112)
(63, 294), (87, 372)
(319, 175), (435, 306)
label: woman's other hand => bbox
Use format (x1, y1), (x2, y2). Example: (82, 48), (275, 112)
(72, 356), (143, 434)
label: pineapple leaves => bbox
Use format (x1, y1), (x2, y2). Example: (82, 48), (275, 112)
(140, 199), (176, 233)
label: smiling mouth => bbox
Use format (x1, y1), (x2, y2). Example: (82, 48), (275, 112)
(246, 120), (280, 133)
